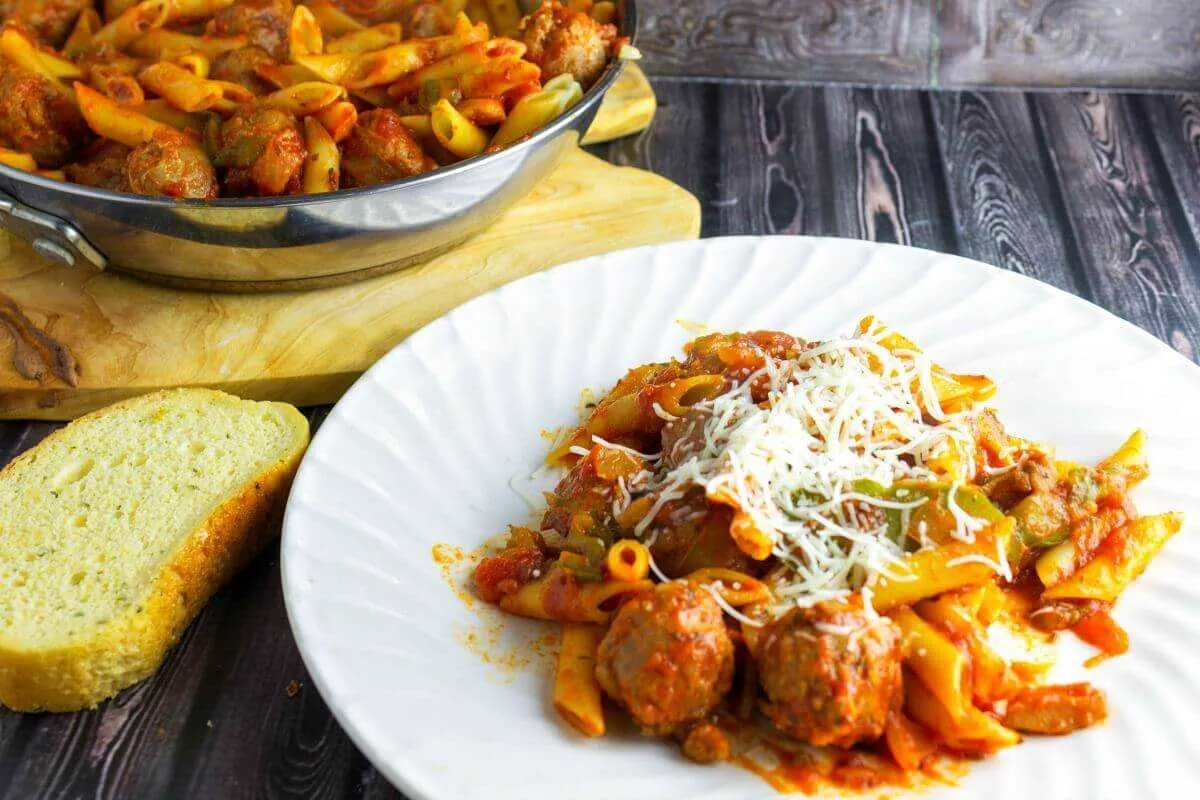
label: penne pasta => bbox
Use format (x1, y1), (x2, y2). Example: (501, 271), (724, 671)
(1, 29), (84, 84)
(93, 0), (173, 50)
(136, 98), (207, 131)
(553, 624), (606, 737)
(260, 81), (347, 115)
(326, 23), (406, 54)
(0, 148), (38, 172)
(1043, 513), (1182, 603)
(289, 5), (324, 58)
(871, 519), (1014, 612)
(490, 74), (583, 147)
(129, 29), (248, 60)
(312, 100), (358, 142)
(430, 98), (489, 158)
(64, 8), (103, 59)
(89, 65), (147, 106)
(891, 607), (970, 722)
(484, 0), (522, 37)
(605, 540), (650, 583)
(301, 116), (340, 193)
(499, 570), (652, 623)
(75, 81), (183, 147)
(305, 1), (368, 36)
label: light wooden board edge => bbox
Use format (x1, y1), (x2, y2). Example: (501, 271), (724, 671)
(583, 63), (657, 145)
(0, 150), (699, 420)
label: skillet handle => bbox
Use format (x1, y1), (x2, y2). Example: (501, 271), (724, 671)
(0, 188), (106, 271)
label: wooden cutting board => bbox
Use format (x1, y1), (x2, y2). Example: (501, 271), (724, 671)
(0, 66), (700, 420)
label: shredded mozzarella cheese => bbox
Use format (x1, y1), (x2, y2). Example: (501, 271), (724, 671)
(629, 328), (1004, 613)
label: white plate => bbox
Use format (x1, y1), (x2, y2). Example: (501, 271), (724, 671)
(281, 237), (1200, 800)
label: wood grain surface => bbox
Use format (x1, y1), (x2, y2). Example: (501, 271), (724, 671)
(4, 21), (1200, 800)
(633, 0), (1200, 90)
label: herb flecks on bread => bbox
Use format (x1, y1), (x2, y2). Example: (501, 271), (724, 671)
(0, 389), (309, 711)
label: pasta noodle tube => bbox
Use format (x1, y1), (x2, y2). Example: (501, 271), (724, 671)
(871, 518), (1014, 612)
(174, 53), (211, 80)
(167, 0), (237, 22)
(136, 98), (206, 132)
(137, 62), (223, 112)
(262, 82), (347, 115)
(93, 0), (172, 50)
(129, 30), (247, 60)
(490, 75), (583, 148)
(459, 56), (542, 100)
(0, 148), (38, 172)
(327, 23), (405, 54)
(553, 624), (606, 737)
(343, 15), (488, 89)
(306, 0), (367, 36)
(290, 5), (324, 59)
(499, 571), (652, 623)
(89, 65), (146, 106)
(292, 53), (358, 85)
(313, 100), (358, 142)
(653, 374), (725, 417)
(903, 671), (1020, 753)
(0, 29), (84, 83)
(456, 98), (506, 126)
(1043, 512), (1182, 603)
(430, 99), (488, 158)
(605, 540), (650, 583)
(386, 44), (490, 97)
(254, 62), (320, 90)
(74, 82), (182, 147)
(884, 712), (937, 772)
(64, 8), (102, 59)
(684, 568), (771, 606)
(891, 607), (970, 722)
(484, 0), (521, 37)
(302, 117), (340, 193)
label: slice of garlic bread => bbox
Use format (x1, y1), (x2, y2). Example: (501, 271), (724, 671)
(0, 389), (309, 711)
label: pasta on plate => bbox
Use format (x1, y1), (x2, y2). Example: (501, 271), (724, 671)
(0, 0), (630, 198)
(472, 318), (1182, 793)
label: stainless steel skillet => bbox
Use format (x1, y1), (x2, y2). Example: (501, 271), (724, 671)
(0, 0), (638, 292)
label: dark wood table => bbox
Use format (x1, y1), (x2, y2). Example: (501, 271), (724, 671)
(3, 2), (1200, 797)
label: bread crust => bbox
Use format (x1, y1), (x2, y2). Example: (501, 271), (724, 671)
(0, 390), (309, 712)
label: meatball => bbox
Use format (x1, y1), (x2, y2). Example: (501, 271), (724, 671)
(206, 0), (294, 59)
(0, 62), (89, 168)
(522, 0), (616, 89)
(4, 0), (91, 46)
(121, 134), (218, 199)
(64, 139), (131, 192)
(340, 109), (435, 188)
(218, 107), (306, 196)
(756, 604), (902, 748)
(209, 46), (276, 95)
(596, 582), (734, 734)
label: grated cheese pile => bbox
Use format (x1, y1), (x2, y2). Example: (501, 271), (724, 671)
(629, 325), (1001, 614)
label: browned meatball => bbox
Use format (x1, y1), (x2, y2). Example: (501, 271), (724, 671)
(64, 139), (131, 191)
(5, 0), (91, 46)
(522, 0), (615, 89)
(340, 109), (435, 188)
(0, 61), (89, 167)
(121, 134), (218, 199)
(756, 603), (902, 748)
(209, 45), (276, 95)
(217, 107), (306, 196)
(596, 582), (734, 734)
(206, 0), (294, 59)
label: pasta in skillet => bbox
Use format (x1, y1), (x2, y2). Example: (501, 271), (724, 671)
(0, 0), (631, 198)
(472, 318), (1182, 792)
